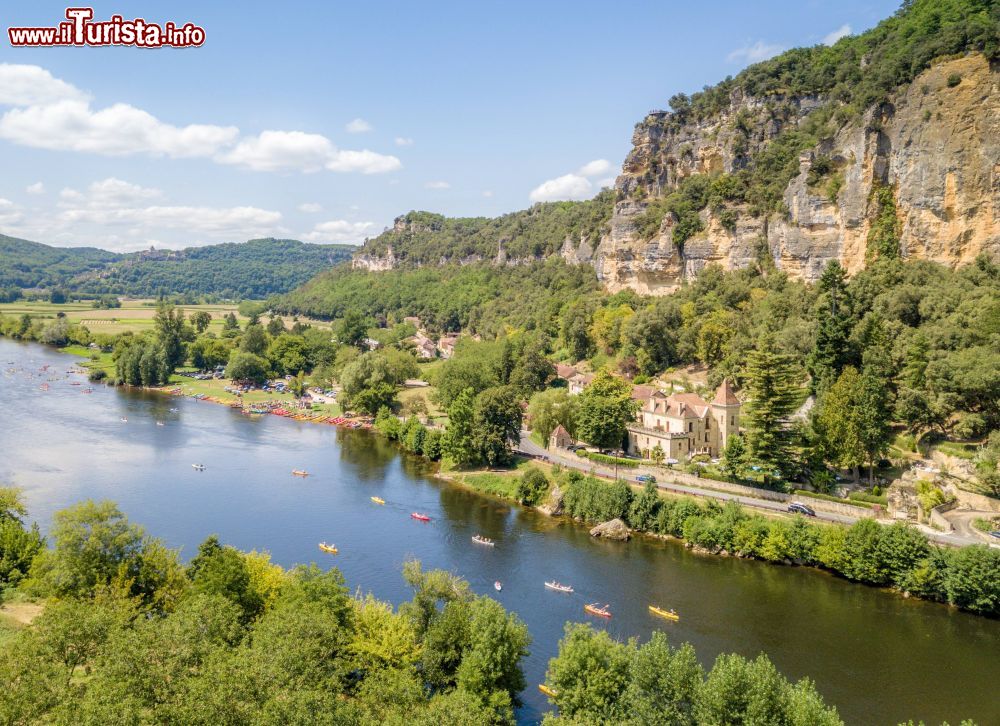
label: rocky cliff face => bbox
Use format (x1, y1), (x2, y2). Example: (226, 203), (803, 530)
(594, 54), (1000, 293)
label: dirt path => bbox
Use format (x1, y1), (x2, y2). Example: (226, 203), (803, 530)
(0, 601), (44, 625)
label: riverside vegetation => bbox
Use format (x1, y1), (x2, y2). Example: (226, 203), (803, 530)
(0, 489), (864, 724)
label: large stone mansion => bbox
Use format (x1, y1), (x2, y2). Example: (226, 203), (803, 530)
(626, 380), (741, 461)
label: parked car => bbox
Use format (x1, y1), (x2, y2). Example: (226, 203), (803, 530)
(989, 531), (1000, 539)
(787, 502), (816, 517)
(636, 474), (657, 484)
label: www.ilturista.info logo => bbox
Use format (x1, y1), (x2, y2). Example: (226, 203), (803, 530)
(8, 7), (205, 48)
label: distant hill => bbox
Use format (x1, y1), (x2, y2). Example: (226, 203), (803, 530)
(0, 236), (354, 299)
(353, 190), (613, 269)
(0, 234), (120, 290)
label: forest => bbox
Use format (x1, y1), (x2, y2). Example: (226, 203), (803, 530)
(0, 236), (353, 300)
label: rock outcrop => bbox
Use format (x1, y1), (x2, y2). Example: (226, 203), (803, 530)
(596, 54), (1000, 293)
(589, 518), (630, 541)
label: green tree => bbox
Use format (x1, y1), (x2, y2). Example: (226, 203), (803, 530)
(352, 382), (398, 415)
(527, 387), (578, 444)
(814, 367), (866, 481)
(516, 468), (549, 506)
(807, 261), (853, 393)
(721, 433), (747, 481)
(443, 388), (478, 467)
(338, 309), (370, 349)
(624, 632), (702, 726)
(471, 386), (522, 467)
(266, 316), (285, 336)
(187, 535), (264, 623)
(545, 623), (632, 722)
(26, 500), (144, 598)
(191, 310), (212, 334)
(455, 597), (530, 708)
(741, 338), (802, 481)
(153, 304), (188, 371)
(267, 333), (310, 376)
(576, 370), (639, 452)
(239, 323), (269, 356)
(225, 350), (270, 386)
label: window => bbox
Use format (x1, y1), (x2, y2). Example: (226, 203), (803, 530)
(705, 432), (709, 442)
(688, 422), (693, 432)
(731, 416), (735, 426)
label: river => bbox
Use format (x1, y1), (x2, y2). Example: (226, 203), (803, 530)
(1, 338), (997, 725)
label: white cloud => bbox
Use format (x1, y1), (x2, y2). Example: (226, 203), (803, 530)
(303, 219), (376, 244)
(482, 190), (494, 198)
(25, 181), (44, 195)
(218, 130), (401, 174)
(578, 159), (611, 177)
(0, 100), (239, 158)
(4, 177), (284, 250)
(218, 130), (336, 172)
(0, 63), (89, 106)
(394, 136), (414, 146)
(529, 173), (593, 203)
(597, 177), (616, 189)
(424, 180), (450, 189)
(0, 197), (22, 225)
(298, 202), (322, 213)
(727, 40), (784, 64)
(823, 24), (852, 45)
(0, 64), (400, 175)
(325, 148), (401, 174)
(345, 118), (373, 134)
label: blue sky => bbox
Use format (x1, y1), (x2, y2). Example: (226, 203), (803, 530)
(0, 0), (900, 250)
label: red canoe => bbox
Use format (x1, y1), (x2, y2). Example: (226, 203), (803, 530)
(410, 512), (431, 522)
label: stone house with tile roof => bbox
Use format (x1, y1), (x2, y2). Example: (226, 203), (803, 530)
(626, 380), (740, 460)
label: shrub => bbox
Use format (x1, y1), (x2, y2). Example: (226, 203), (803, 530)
(946, 73), (961, 87)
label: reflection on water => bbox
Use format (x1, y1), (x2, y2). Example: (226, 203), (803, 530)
(2, 339), (997, 726)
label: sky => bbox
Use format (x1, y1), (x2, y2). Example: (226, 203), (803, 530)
(0, 0), (901, 251)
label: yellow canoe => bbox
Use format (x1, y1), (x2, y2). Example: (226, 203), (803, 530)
(292, 470), (309, 477)
(649, 605), (679, 621)
(538, 684), (558, 698)
(371, 496), (385, 505)
(318, 542), (338, 554)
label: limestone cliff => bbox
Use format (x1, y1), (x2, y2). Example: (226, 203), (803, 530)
(597, 54), (999, 293)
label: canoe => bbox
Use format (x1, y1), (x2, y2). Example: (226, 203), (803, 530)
(371, 496), (385, 505)
(494, 581), (502, 591)
(291, 470), (309, 477)
(318, 542), (338, 554)
(538, 684), (558, 698)
(411, 512), (431, 522)
(472, 535), (495, 546)
(648, 605), (680, 621)
(584, 603), (612, 618)
(545, 581), (574, 593)
(192, 464), (206, 471)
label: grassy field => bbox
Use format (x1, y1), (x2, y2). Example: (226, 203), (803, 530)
(444, 457), (557, 500)
(0, 299), (331, 336)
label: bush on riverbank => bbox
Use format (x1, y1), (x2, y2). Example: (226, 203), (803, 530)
(559, 474), (1000, 616)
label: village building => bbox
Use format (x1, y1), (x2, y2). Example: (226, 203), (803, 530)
(555, 363), (577, 381)
(406, 333), (438, 360)
(626, 380), (740, 461)
(437, 334), (458, 359)
(567, 372), (594, 395)
(549, 424), (574, 450)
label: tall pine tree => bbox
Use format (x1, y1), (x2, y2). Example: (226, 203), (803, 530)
(807, 260), (853, 394)
(742, 337), (802, 483)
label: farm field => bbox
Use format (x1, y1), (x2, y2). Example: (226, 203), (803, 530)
(0, 300), (331, 335)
